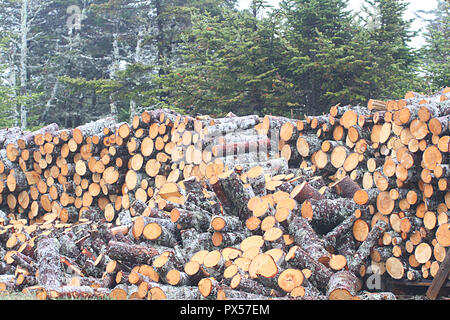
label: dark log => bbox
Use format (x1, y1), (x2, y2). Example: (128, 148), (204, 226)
(285, 245), (333, 292)
(212, 231), (249, 248)
(181, 229), (214, 258)
(336, 235), (357, 263)
(301, 198), (364, 232)
(347, 219), (389, 275)
(290, 181), (325, 203)
(151, 283), (203, 300)
(217, 288), (273, 300)
(171, 207), (211, 232)
(107, 240), (162, 265)
(426, 247), (450, 300)
(198, 277), (227, 299)
(323, 214), (358, 250)
(296, 134), (322, 158)
(218, 170), (255, 220)
(246, 167), (267, 197)
(209, 175), (233, 215)
(333, 176), (361, 198)
(142, 221), (178, 248)
(210, 215), (243, 233)
(287, 215), (330, 263)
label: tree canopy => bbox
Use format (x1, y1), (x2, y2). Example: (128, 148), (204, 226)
(0, 0), (446, 129)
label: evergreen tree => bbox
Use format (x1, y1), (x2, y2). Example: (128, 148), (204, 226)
(59, 0), (239, 124)
(160, 2), (293, 116)
(358, 0), (420, 100)
(0, 0), (49, 129)
(420, 0), (449, 92)
(280, 0), (366, 115)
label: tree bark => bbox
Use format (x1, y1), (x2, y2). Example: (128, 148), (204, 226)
(327, 270), (362, 300)
(36, 237), (63, 289)
(19, 0), (29, 130)
(107, 240), (162, 265)
(285, 245), (333, 292)
(347, 219), (389, 275)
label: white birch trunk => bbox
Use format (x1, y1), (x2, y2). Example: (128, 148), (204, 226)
(9, 67), (19, 127)
(109, 31), (120, 120)
(19, 0), (29, 130)
(7, 44), (19, 127)
(129, 28), (144, 121)
(45, 79), (59, 114)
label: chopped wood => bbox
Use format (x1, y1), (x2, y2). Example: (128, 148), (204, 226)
(327, 270), (362, 300)
(0, 91), (447, 300)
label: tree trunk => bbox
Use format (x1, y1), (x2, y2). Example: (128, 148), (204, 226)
(19, 0), (29, 130)
(347, 219), (389, 275)
(107, 240), (161, 265)
(285, 245), (333, 292)
(327, 270), (362, 300)
(109, 26), (120, 120)
(36, 237), (63, 289)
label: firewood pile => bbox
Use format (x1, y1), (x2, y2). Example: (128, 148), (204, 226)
(0, 88), (448, 300)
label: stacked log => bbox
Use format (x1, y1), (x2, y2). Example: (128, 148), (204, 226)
(0, 88), (448, 300)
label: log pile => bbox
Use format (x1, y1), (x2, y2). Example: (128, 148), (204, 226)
(0, 88), (448, 300)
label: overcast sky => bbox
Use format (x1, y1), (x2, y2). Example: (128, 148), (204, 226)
(237, 0), (438, 48)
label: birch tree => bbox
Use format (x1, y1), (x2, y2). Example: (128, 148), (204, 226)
(16, 0), (46, 129)
(419, 0), (450, 91)
(0, 0), (48, 129)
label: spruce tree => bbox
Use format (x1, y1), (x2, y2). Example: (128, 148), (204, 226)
(161, 2), (293, 116)
(420, 0), (449, 91)
(280, 0), (364, 115)
(359, 0), (420, 100)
